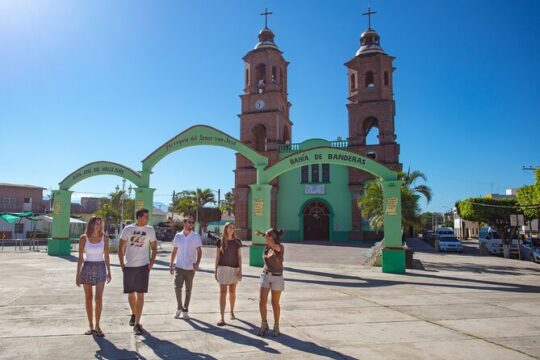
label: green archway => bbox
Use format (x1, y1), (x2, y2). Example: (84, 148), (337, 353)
(59, 161), (144, 190)
(49, 161), (144, 256)
(142, 125), (268, 172)
(51, 128), (404, 273)
(248, 146), (404, 273)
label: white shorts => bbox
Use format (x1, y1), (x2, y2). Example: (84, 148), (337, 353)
(216, 266), (240, 285)
(259, 272), (284, 291)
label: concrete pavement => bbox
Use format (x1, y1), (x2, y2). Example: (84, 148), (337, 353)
(0, 239), (539, 359)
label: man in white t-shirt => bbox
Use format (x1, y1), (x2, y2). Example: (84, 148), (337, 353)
(118, 208), (157, 335)
(169, 216), (202, 319)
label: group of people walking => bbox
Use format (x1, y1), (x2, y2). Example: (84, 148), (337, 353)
(76, 209), (285, 338)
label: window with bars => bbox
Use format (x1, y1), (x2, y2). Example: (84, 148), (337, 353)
(322, 164), (330, 183)
(311, 165), (320, 183)
(301, 166), (309, 183)
(14, 223), (24, 234)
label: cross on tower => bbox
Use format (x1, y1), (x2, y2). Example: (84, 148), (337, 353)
(362, 6), (376, 29)
(260, 8), (273, 28)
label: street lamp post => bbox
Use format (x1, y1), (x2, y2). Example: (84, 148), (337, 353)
(208, 188), (222, 234)
(117, 180), (132, 229)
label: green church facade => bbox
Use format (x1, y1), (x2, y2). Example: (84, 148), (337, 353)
(277, 139), (353, 242)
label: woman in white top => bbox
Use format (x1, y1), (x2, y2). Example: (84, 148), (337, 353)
(76, 216), (111, 337)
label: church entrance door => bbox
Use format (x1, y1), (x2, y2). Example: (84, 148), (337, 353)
(303, 200), (330, 241)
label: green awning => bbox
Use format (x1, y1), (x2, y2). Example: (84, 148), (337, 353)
(0, 212), (36, 224)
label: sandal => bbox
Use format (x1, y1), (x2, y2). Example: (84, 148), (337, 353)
(272, 324), (280, 337)
(94, 328), (105, 337)
(217, 320), (226, 327)
(230, 312), (237, 320)
(84, 329), (93, 335)
(257, 320), (269, 337)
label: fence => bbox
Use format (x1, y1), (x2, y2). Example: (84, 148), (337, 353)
(0, 238), (81, 253)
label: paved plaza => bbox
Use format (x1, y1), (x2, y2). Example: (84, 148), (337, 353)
(0, 239), (539, 359)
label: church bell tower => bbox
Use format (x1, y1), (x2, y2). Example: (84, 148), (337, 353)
(346, 7), (402, 239)
(234, 9), (293, 239)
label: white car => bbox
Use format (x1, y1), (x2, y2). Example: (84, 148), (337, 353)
(438, 236), (464, 252)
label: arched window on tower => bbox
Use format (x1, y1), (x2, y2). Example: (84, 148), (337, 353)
(245, 68), (250, 88)
(256, 64), (266, 93)
(364, 117), (380, 145)
(365, 71), (375, 88)
(271, 66), (277, 84)
(350, 73), (357, 91)
(280, 68), (284, 94)
(252, 124), (267, 152)
(384, 71), (389, 86)
(283, 126), (290, 144)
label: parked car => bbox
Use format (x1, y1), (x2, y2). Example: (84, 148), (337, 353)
(478, 226), (519, 256)
(435, 226), (454, 239)
(438, 236), (464, 252)
(520, 239), (540, 263)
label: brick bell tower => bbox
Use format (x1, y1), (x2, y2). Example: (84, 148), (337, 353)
(346, 7), (402, 239)
(234, 9), (293, 239)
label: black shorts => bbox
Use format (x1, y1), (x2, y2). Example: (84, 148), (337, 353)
(123, 265), (150, 293)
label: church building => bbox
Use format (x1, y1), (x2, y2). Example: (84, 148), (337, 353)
(234, 9), (402, 241)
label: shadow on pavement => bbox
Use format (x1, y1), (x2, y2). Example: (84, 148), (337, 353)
(94, 335), (146, 360)
(282, 265), (540, 293)
(285, 240), (378, 249)
(233, 319), (355, 360)
(57, 254), (79, 263)
(185, 317), (280, 354)
(141, 331), (215, 359)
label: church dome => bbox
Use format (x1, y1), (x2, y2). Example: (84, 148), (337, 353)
(254, 27), (279, 50)
(356, 28), (385, 56)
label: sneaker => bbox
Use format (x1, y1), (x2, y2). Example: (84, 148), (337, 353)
(129, 314), (136, 326)
(133, 324), (143, 335)
(174, 309), (182, 319)
(181, 311), (190, 319)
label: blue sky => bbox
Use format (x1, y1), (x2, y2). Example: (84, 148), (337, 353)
(0, 0), (539, 213)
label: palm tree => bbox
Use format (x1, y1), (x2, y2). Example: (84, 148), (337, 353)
(193, 188), (216, 208)
(221, 191), (235, 215)
(358, 168), (432, 232)
(173, 188), (216, 217)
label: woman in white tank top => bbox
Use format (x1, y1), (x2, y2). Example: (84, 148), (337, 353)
(76, 216), (111, 337)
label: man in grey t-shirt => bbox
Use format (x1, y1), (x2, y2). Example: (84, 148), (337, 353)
(119, 208), (157, 335)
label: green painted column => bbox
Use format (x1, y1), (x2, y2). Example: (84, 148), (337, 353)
(49, 190), (74, 256)
(381, 180), (405, 274)
(249, 183), (272, 267)
(134, 187), (155, 223)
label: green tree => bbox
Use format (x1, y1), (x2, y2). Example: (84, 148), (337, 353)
(173, 191), (197, 217)
(221, 191), (235, 215)
(456, 197), (522, 258)
(419, 212), (444, 231)
(96, 203), (120, 225)
(172, 188), (217, 219)
(96, 188), (134, 225)
(358, 169), (432, 231)
(515, 168), (540, 220)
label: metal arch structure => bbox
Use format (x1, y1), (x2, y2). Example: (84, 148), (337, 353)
(50, 126), (405, 273)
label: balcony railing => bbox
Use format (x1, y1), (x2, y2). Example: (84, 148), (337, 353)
(279, 140), (349, 152)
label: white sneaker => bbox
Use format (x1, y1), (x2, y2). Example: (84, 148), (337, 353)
(181, 311), (190, 319)
(174, 310), (182, 319)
